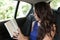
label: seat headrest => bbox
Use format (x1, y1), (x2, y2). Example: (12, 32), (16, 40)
(57, 7), (60, 13)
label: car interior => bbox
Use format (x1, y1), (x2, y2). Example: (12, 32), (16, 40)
(0, 0), (60, 40)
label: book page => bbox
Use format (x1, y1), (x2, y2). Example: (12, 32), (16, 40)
(4, 19), (18, 38)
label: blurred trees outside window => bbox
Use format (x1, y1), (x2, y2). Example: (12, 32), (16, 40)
(50, 0), (60, 9)
(0, 0), (17, 21)
(0, 0), (31, 21)
(16, 1), (31, 18)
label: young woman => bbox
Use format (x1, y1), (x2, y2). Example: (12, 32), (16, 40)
(13, 2), (56, 40)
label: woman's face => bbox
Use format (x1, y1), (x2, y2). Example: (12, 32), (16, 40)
(34, 12), (41, 22)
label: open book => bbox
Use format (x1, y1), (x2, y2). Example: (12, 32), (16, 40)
(4, 19), (19, 38)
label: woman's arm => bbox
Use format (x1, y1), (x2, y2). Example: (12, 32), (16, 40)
(13, 21), (36, 40)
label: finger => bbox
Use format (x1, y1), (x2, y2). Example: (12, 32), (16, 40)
(13, 37), (18, 40)
(13, 32), (18, 38)
(17, 28), (20, 32)
(17, 28), (21, 33)
(14, 32), (19, 35)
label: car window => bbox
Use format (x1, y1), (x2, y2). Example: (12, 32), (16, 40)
(0, 0), (32, 21)
(16, 1), (32, 18)
(50, 0), (60, 10)
(0, 0), (17, 21)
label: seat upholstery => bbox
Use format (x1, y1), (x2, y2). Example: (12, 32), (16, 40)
(54, 7), (60, 40)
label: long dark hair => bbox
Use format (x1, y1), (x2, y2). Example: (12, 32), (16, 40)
(34, 2), (56, 40)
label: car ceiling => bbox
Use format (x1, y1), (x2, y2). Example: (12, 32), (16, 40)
(16, 0), (52, 4)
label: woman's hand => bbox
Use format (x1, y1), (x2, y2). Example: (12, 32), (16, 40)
(13, 28), (21, 40)
(13, 28), (29, 40)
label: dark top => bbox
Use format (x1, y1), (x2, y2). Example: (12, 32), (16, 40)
(30, 21), (38, 40)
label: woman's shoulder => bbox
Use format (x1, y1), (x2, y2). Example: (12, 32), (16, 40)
(32, 21), (36, 25)
(43, 24), (56, 40)
(43, 34), (52, 40)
